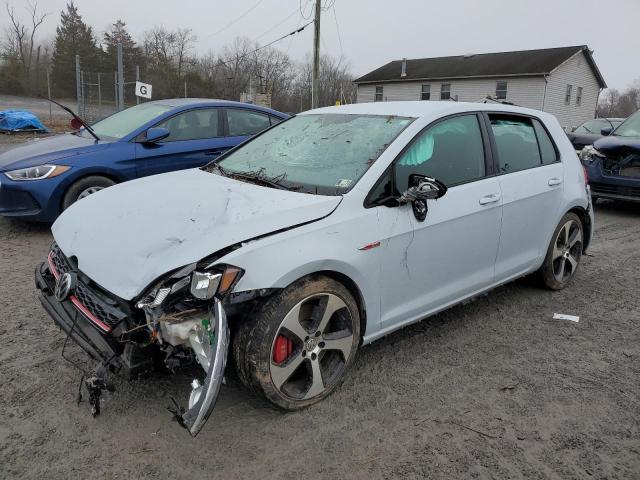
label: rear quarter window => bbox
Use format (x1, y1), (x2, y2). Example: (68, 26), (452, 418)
(532, 119), (559, 165)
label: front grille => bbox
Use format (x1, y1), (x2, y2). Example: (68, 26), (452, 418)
(48, 243), (128, 331)
(591, 182), (640, 198)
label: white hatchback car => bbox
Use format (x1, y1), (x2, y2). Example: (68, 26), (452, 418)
(36, 101), (593, 435)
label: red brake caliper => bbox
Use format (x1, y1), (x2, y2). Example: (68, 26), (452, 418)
(273, 335), (293, 364)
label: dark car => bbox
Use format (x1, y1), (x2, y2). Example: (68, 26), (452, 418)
(567, 117), (625, 152)
(0, 99), (288, 222)
(581, 110), (640, 202)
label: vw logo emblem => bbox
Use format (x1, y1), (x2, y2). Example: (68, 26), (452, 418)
(304, 337), (317, 351)
(54, 272), (76, 301)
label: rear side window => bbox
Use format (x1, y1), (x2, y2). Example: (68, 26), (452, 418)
(227, 109), (271, 136)
(489, 115), (541, 173)
(395, 114), (485, 189)
(156, 108), (220, 142)
(532, 119), (558, 165)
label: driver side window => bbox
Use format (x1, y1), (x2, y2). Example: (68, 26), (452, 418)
(394, 114), (486, 192)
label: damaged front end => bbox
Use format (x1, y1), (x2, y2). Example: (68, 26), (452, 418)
(35, 242), (242, 436)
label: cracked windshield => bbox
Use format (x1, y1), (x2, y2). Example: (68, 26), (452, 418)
(214, 114), (414, 194)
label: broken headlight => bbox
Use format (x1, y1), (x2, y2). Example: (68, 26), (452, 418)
(136, 264), (243, 309)
(579, 145), (605, 163)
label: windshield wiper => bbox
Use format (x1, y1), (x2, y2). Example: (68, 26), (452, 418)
(229, 171), (297, 191)
(40, 96), (101, 142)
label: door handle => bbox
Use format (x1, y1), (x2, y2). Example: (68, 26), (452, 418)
(479, 193), (501, 205)
(548, 177), (562, 186)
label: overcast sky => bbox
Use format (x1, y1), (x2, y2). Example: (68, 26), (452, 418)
(6, 0), (639, 90)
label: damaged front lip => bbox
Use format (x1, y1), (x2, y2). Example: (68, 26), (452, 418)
(174, 298), (229, 436)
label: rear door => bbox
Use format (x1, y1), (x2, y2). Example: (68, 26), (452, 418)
(485, 113), (564, 280)
(219, 108), (273, 150)
(135, 108), (224, 178)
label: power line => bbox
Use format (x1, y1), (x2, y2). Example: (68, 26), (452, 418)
(332, 3), (344, 57)
(214, 20), (314, 69)
(299, 0), (314, 20)
(203, 0), (265, 39)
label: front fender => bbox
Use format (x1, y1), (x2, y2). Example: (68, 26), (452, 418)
(218, 210), (383, 339)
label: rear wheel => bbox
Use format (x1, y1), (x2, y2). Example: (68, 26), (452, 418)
(540, 212), (584, 290)
(233, 276), (360, 410)
(62, 175), (116, 210)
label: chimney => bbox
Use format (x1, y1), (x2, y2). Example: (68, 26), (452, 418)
(400, 58), (407, 78)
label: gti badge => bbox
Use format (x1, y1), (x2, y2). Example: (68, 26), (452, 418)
(54, 272), (77, 301)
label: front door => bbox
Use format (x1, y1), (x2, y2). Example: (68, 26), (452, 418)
(376, 114), (503, 330)
(135, 108), (224, 178)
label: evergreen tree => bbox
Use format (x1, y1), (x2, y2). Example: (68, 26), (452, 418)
(103, 20), (143, 84)
(50, 1), (100, 97)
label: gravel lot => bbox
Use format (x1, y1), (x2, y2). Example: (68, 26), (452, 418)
(0, 191), (638, 478)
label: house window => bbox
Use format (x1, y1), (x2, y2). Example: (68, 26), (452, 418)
(496, 81), (508, 100)
(576, 87), (583, 106)
(421, 84), (431, 101)
(565, 84), (572, 105)
(374, 86), (383, 102)
(440, 84), (451, 100)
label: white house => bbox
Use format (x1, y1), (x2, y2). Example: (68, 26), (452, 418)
(354, 46), (606, 131)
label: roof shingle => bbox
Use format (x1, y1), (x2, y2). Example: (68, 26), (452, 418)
(354, 45), (606, 88)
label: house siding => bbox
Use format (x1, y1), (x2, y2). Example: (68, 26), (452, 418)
(357, 77), (546, 109)
(542, 50), (601, 131)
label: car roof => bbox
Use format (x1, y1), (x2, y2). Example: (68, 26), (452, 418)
(302, 101), (553, 120)
(145, 98), (288, 117)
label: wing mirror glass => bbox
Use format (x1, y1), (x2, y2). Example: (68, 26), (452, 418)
(600, 126), (613, 136)
(142, 127), (170, 144)
(398, 174), (447, 222)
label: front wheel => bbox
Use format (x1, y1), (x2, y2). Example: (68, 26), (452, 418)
(539, 212), (584, 290)
(233, 276), (360, 410)
(62, 175), (116, 210)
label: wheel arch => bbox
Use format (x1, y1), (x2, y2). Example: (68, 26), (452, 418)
(567, 205), (592, 252)
(58, 171), (123, 213)
(309, 270), (368, 343)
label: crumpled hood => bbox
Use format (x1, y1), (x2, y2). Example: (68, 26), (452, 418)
(52, 168), (341, 300)
(0, 133), (110, 171)
(594, 135), (640, 156)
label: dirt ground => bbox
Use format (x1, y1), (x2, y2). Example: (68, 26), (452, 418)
(0, 191), (639, 478)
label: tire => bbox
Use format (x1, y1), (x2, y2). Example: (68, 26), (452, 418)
(539, 212), (584, 290)
(62, 175), (116, 210)
(233, 275), (360, 410)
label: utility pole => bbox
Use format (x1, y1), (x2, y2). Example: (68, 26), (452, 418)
(312, 0), (321, 109)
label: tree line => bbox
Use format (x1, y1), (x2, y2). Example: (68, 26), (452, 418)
(597, 82), (640, 119)
(0, 1), (356, 113)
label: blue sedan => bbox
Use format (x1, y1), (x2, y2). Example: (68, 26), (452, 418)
(0, 99), (288, 222)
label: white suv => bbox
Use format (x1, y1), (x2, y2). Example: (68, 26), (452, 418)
(36, 101), (593, 435)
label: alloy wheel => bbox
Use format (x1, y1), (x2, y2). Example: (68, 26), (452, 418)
(552, 219), (583, 283)
(77, 186), (104, 200)
(269, 293), (354, 401)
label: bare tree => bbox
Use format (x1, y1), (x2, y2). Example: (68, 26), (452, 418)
(4, 1), (48, 89)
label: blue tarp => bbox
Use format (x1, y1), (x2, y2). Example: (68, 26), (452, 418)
(0, 110), (48, 133)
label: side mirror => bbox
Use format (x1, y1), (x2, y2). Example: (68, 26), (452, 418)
(400, 174), (447, 202)
(398, 174), (447, 222)
(142, 127), (170, 144)
(600, 126), (613, 136)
